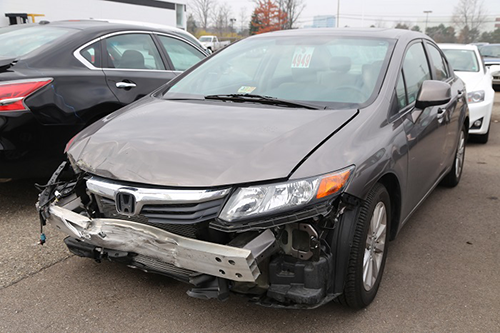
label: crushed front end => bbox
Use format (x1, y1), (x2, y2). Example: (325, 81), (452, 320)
(38, 162), (360, 308)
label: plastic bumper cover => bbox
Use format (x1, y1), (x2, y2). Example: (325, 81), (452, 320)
(468, 99), (493, 134)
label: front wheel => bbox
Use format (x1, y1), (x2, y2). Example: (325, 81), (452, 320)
(338, 183), (391, 309)
(441, 124), (466, 187)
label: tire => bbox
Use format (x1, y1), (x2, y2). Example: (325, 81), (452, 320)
(441, 124), (466, 187)
(338, 183), (391, 309)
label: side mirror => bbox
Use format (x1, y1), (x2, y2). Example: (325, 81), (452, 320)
(415, 80), (451, 109)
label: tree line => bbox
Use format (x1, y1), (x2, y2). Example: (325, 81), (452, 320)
(188, 0), (500, 43)
(394, 0), (500, 43)
(188, 0), (304, 38)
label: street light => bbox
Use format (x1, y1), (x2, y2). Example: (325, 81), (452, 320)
(337, 0), (340, 27)
(423, 10), (432, 34)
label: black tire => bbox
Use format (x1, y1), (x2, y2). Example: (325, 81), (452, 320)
(338, 183), (391, 309)
(470, 125), (489, 144)
(441, 124), (466, 187)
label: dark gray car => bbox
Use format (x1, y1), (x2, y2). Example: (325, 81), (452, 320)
(37, 28), (469, 309)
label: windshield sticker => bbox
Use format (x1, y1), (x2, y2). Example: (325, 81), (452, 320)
(238, 86), (257, 94)
(291, 47), (315, 68)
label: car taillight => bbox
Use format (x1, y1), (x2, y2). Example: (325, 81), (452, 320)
(0, 78), (52, 112)
(64, 133), (78, 153)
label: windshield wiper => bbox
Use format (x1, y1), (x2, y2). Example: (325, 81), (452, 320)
(204, 94), (324, 110)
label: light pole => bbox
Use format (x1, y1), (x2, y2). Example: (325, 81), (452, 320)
(423, 10), (432, 34)
(337, 0), (340, 27)
(337, 0), (340, 28)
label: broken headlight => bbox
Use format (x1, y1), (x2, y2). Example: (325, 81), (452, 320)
(219, 166), (354, 222)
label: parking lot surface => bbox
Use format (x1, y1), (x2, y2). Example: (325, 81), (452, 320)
(0, 92), (499, 332)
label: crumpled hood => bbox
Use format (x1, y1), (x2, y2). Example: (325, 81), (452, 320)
(69, 97), (357, 187)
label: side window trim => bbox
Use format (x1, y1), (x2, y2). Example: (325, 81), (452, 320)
(424, 41), (452, 82)
(151, 33), (175, 71)
(403, 40), (431, 105)
(153, 31), (207, 54)
(400, 68), (409, 107)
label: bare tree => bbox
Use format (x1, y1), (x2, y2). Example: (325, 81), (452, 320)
(280, 0), (305, 29)
(452, 0), (487, 42)
(190, 0), (215, 30)
(239, 7), (249, 34)
(211, 2), (232, 36)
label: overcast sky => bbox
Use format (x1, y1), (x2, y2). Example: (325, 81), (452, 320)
(224, 0), (500, 30)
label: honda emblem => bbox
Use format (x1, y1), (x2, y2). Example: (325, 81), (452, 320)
(115, 190), (137, 216)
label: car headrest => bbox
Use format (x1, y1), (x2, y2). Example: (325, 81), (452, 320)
(329, 56), (351, 73)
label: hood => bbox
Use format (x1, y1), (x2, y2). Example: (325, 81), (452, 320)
(454, 71), (488, 91)
(69, 98), (357, 187)
(483, 57), (500, 65)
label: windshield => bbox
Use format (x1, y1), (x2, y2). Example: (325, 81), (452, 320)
(479, 45), (500, 58)
(164, 35), (394, 109)
(442, 49), (479, 72)
(0, 25), (75, 58)
(199, 36), (212, 42)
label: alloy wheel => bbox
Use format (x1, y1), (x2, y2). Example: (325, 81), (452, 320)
(363, 201), (387, 291)
(455, 130), (465, 178)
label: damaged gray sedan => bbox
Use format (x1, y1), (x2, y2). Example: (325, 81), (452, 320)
(37, 28), (469, 309)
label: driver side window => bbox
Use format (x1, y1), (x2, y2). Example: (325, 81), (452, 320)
(402, 42), (431, 104)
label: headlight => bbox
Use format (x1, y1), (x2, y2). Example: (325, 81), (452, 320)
(467, 90), (485, 104)
(219, 166), (354, 222)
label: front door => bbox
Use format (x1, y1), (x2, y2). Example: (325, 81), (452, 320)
(401, 41), (449, 213)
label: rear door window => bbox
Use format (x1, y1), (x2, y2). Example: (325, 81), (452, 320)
(427, 44), (451, 81)
(103, 33), (165, 70)
(157, 35), (205, 71)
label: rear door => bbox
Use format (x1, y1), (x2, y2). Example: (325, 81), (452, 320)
(155, 34), (207, 72)
(102, 32), (177, 105)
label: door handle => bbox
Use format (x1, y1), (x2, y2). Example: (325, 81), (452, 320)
(437, 107), (446, 123)
(116, 81), (137, 89)
(457, 89), (464, 98)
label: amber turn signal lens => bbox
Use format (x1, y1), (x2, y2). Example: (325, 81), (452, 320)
(316, 169), (352, 199)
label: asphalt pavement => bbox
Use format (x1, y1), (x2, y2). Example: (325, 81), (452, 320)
(0, 93), (499, 332)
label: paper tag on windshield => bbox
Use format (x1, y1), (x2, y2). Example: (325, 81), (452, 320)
(291, 47), (315, 68)
(238, 86), (256, 94)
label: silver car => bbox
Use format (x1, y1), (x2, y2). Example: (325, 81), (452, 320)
(38, 28), (468, 309)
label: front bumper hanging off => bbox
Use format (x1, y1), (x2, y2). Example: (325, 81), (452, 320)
(47, 205), (277, 283)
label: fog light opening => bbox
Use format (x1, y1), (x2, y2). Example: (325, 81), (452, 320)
(474, 120), (482, 127)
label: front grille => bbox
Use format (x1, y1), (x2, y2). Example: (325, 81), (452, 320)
(97, 196), (224, 239)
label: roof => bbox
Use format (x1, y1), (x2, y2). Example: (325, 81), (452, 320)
(33, 19), (204, 50)
(438, 43), (479, 51)
(250, 28), (428, 40)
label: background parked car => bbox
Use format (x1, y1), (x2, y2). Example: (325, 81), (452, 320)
(198, 35), (230, 53)
(39, 28), (468, 310)
(440, 44), (495, 143)
(0, 20), (207, 180)
(478, 44), (500, 86)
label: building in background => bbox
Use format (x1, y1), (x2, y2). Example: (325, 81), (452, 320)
(0, 0), (187, 29)
(305, 15), (336, 29)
